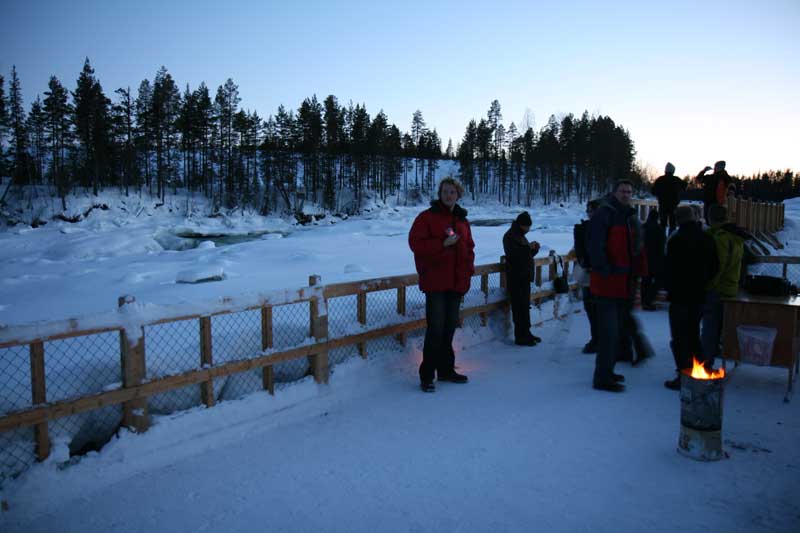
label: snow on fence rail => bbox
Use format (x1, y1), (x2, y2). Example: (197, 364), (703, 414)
(0, 252), (579, 482)
(630, 197), (784, 233)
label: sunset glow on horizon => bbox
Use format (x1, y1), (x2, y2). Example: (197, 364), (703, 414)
(2, 0), (797, 177)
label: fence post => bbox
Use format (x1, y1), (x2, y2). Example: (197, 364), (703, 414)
(29, 341), (50, 461)
(480, 273), (489, 326)
(357, 292), (367, 358)
(118, 295), (149, 433)
(499, 256), (507, 290)
(396, 286), (407, 346)
(261, 306), (274, 394)
(548, 251), (557, 284)
(199, 317), (215, 407)
(308, 275), (329, 383)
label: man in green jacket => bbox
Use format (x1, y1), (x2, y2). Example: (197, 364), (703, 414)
(702, 204), (747, 366)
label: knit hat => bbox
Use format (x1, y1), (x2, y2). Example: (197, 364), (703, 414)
(516, 211), (532, 227)
(665, 162), (675, 175)
(714, 160), (726, 171)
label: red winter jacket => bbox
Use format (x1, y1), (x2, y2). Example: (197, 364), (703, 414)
(587, 194), (648, 299)
(409, 201), (475, 294)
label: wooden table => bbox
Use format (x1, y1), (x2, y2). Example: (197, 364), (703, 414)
(722, 292), (800, 402)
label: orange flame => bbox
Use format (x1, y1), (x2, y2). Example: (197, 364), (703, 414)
(686, 357), (726, 380)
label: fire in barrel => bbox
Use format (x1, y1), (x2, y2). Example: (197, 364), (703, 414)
(678, 357), (727, 461)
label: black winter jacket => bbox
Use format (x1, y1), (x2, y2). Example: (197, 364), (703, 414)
(665, 222), (719, 304)
(651, 174), (687, 209)
(503, 221), (537, 285)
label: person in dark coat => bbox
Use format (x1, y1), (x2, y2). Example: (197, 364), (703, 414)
(651, 162), (687, 234)
(641, 209), (666, 310)
(409, 177), (475, 393)
(587, 180), (648, 392)
(573, 199), (599, 353)
(503, 211), (542, 345)
(616, 209), (655, 366)
(695, 160), (733, 224)
(663, 205), (719, 390)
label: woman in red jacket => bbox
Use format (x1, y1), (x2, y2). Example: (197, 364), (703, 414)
(408, 177), (475, 393)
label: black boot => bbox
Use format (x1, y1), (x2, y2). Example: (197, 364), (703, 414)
(438, 371), (468, 383)
(420, 381), (436, 393)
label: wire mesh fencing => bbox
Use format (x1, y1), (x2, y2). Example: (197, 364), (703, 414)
(0, 344), (35, 485)
(0, 264), (517, 485)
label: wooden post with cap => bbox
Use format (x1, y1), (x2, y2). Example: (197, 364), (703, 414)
(308, 275), (329, 383)
(118, 295), (149, 433)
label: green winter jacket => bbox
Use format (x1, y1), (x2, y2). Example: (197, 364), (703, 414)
(706, 223), (745, 297)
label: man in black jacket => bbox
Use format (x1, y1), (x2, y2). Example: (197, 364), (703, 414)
(641, 209), (666, 310)
(695, 160), (733, 224)
(503, 211), (541, 345)
(651, 162), (686, 234)
(663, 205), (720, 390)
(573, 199), (599, 352)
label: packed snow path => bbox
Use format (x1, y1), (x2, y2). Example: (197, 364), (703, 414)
(2, 311), (798, 533)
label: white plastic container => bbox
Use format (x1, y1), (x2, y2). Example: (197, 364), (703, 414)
(736, 325), (777, 366)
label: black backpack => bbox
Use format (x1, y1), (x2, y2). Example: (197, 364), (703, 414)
(743, 275), (797, 297)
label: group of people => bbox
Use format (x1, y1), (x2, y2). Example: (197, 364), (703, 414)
(408, 165), (748, 394)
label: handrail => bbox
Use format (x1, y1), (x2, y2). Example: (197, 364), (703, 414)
(0, 252), (579, 467)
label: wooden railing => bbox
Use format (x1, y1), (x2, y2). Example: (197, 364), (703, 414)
(750, 255), (800, 280)
(0, 252), (578, 466)
(630, 197), (784, 233)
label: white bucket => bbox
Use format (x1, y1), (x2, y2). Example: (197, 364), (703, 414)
(736, 325), (777, 366)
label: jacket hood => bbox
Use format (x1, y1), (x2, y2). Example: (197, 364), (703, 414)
(429, 200), (468, 219)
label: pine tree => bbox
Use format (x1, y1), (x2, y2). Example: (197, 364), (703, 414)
(445, 138), (454, 159)
(0, 75), (7, 179)
(8, 66), (29, 185)
(43, 76), (72, 208)
(152, 67), (181, 199)
(113, 87), (136, 195)
(27, 96), (47, 184)
(214, 78), (240, 207)
(134, 79), (153, 193)
(72, 58), (111, 195)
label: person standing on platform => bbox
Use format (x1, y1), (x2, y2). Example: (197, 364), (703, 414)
(503, 211), (542, 346)
(573, 199), (599, 353)
(651, 162), (686, 234)
(588, 180), (647, 392)
(641, 209), (666, 310)
(663, 206), (719, 390)
(702, 204), (746, 368)
(695, 161), (733, 224)
(409, 177), (475, 393)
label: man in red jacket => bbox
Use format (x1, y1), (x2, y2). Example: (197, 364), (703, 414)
(409, 177), (475, 393)
(587, 180), (648, 392)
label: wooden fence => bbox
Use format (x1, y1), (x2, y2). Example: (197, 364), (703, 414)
(0, 252), (579, 466)
(631, 197), (784, 233)
(750, 255), (800, 281)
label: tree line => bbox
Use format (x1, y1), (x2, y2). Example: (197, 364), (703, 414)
(1, 59), (656, 215)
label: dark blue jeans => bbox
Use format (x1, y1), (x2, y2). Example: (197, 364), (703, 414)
(581, 287), (598, 345)
(593, 297), (627, 386)
(421, 291), (462, 382)
(669, 301), (703, 372)
(701, 290), (723, 366)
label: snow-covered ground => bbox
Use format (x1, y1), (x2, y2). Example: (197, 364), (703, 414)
(1, 308), (799, 533)
(0, 191), (579, 329)
(1, 193), (799, 532)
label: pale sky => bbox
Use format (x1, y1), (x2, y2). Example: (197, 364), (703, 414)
(2, 0), (798, 177)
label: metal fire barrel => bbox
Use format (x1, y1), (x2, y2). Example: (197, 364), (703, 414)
(678, 372), (725, 461)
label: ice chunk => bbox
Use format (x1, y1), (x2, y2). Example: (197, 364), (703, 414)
(176, 266), (225, 284)
(344, 264), (367, 274)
